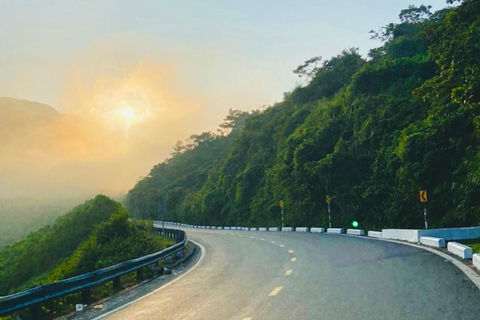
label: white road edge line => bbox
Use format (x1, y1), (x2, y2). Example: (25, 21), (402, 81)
(91, 239), (207, 320)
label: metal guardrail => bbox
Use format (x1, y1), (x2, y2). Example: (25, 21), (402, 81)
(0, 227), (186, 316)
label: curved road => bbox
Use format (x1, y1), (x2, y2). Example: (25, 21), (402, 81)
(102, 228), (480, 320)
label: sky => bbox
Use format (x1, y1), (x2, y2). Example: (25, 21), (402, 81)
(0, 0), (452, 201)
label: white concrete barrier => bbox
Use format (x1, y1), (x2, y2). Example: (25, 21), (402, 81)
(296, 227), (309, 232)
(382, 227), (480, 242)
(368, 231), (382, 238)
(258, 227), (267, 231)
(447, 242), (473, 259)
(473, 254), (480, 270)
(311, 227), (324, 233)
(281, 227), (293, 232)
(250, 227), (258, 231)
(269, 227), (279, 232)
(347, 229), (364, 236)
(420, 236), (446, 248)
(327, 228), (344, 234)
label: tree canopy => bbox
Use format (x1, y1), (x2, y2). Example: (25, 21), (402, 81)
(128, 1), (480, 230)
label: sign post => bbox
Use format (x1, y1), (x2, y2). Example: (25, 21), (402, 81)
(279, 200), (284, 228)
(326, 195), (332, 228)
(158, 199), (166, 235)
(419, 190), (428, 229)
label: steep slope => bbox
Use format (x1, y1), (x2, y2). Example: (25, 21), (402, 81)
(128, 1), (480, 230)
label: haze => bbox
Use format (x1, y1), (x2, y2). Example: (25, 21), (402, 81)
(0, 0), (451, 244)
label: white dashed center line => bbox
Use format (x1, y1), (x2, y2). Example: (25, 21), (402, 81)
(260, 238), (265, 241)
(285, 270), (293, 276)
(242, 318), (253, 320)
(271, 241), (276, 244)
(288, 250), (294, 253)
(291, 257), (297, 262)
(269, 286), (283, 296)
(279, 245), (285, 248)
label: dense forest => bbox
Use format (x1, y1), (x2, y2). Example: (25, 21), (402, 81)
(0, 195), (172, 296)
(128, 0), (480, 231)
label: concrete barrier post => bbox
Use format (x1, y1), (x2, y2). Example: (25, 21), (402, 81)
(327, 228), (344, 234)
(368, 231), (382, 238)
(420, 236), (446, 248)
(473, 254), (480, 270)
(347, 229), (364, 236)
(295, 227), (309, 232)
(447, 242), (473, 259)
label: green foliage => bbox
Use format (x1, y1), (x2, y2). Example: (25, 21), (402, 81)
(0, 195), (120, 295)
(0, 195), (172, 297)
(128, 1), (480, 231)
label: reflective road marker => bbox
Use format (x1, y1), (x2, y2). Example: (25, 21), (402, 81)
(269, 286), (283, 296)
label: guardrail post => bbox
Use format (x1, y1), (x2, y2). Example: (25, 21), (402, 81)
(137, 268), (144, 281)
(82, 288), (91, 304)
(113, 277), (121, 290)
(30, 304), (42, 319)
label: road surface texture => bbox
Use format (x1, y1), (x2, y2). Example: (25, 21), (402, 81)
(101, 228), (480, 320)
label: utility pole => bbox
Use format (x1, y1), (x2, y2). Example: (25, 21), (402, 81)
(326, 195), (332, 229)
(162, 200), (166, 235)
(157, 198), (166, 235)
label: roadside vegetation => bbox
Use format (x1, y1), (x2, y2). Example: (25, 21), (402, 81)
(0, 195), (173, 319)
(128, 0), (480, 231)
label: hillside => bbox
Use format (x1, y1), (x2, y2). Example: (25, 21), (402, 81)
(0, 195), (171, 296)
(128, 1), (480, 230)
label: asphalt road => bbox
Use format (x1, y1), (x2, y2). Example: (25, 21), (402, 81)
(102, 228), (480, 320)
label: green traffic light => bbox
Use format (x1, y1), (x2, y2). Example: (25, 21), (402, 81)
(352, 221), (359, 228)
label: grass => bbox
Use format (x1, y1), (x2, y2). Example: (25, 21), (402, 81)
(458, 239), (480, 254)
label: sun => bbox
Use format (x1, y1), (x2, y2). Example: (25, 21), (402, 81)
(122, 107), (134, 119)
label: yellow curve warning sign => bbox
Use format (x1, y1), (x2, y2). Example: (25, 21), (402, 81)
(419, 190), (428, 203)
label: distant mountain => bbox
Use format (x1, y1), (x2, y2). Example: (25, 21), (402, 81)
(0, 97), (60, 118)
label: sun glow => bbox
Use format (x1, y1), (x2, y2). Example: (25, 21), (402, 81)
(122, 107), (134, 119)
